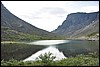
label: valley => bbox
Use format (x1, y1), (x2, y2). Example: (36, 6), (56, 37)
(1, 2), (99, 66)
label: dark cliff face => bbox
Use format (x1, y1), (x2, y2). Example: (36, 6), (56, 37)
(52, 12), (99, 38)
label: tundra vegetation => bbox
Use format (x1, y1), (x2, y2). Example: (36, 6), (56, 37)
(1, 52), (99, 66)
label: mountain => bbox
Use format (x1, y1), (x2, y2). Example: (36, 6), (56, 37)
(1, 2), (63, 41)
(52, 12), (99, 39)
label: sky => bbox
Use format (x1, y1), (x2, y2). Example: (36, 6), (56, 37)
(1, 1), (99, 32)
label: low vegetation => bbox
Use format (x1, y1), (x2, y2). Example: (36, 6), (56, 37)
(87, 32), (98, 37)
(1, 27), (65, 41)
(1, 52), (99, 66)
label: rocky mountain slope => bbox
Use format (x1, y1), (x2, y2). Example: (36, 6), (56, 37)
(1, 3), (63, 41)
(52, 12), (99, 39)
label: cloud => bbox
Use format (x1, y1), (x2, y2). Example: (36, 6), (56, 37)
(81, 6), (99, 13)
(25, 7), (68, 20)
(20, 15), (42, 19)
(40, 7), (67, 15)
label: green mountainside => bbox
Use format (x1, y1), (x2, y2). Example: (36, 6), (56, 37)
(1, 3), (64, 41)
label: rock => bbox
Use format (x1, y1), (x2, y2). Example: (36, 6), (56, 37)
(52, 11), (99, 38)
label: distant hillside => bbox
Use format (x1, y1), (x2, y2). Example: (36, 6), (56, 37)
(52, 12), (99, 39)
(1, 2), (63, 41)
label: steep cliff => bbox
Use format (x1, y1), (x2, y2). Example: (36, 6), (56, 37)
(52, 12), (99, 39)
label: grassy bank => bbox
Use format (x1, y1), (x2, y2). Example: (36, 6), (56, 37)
(1, 52), (99, 66)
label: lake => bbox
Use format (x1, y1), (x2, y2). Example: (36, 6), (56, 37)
(23, 40), (99, 61)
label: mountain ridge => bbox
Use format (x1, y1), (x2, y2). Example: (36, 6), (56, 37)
(52, 11), (99, 39)
(1, 2), (64, 41)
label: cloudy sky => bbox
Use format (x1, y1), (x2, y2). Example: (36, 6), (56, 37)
(2, 1), (99, 32)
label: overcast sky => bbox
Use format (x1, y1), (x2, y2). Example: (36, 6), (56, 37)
(2, 1), (99, 32)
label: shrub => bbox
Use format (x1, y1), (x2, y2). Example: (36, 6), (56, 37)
(36, 52), (56, 66)
(1, 52), (99, 66)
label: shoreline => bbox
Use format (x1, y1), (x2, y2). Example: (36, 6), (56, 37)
(66, 38), (99, 41)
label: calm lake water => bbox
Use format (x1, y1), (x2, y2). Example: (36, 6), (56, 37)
(23, 40), (99, 61)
